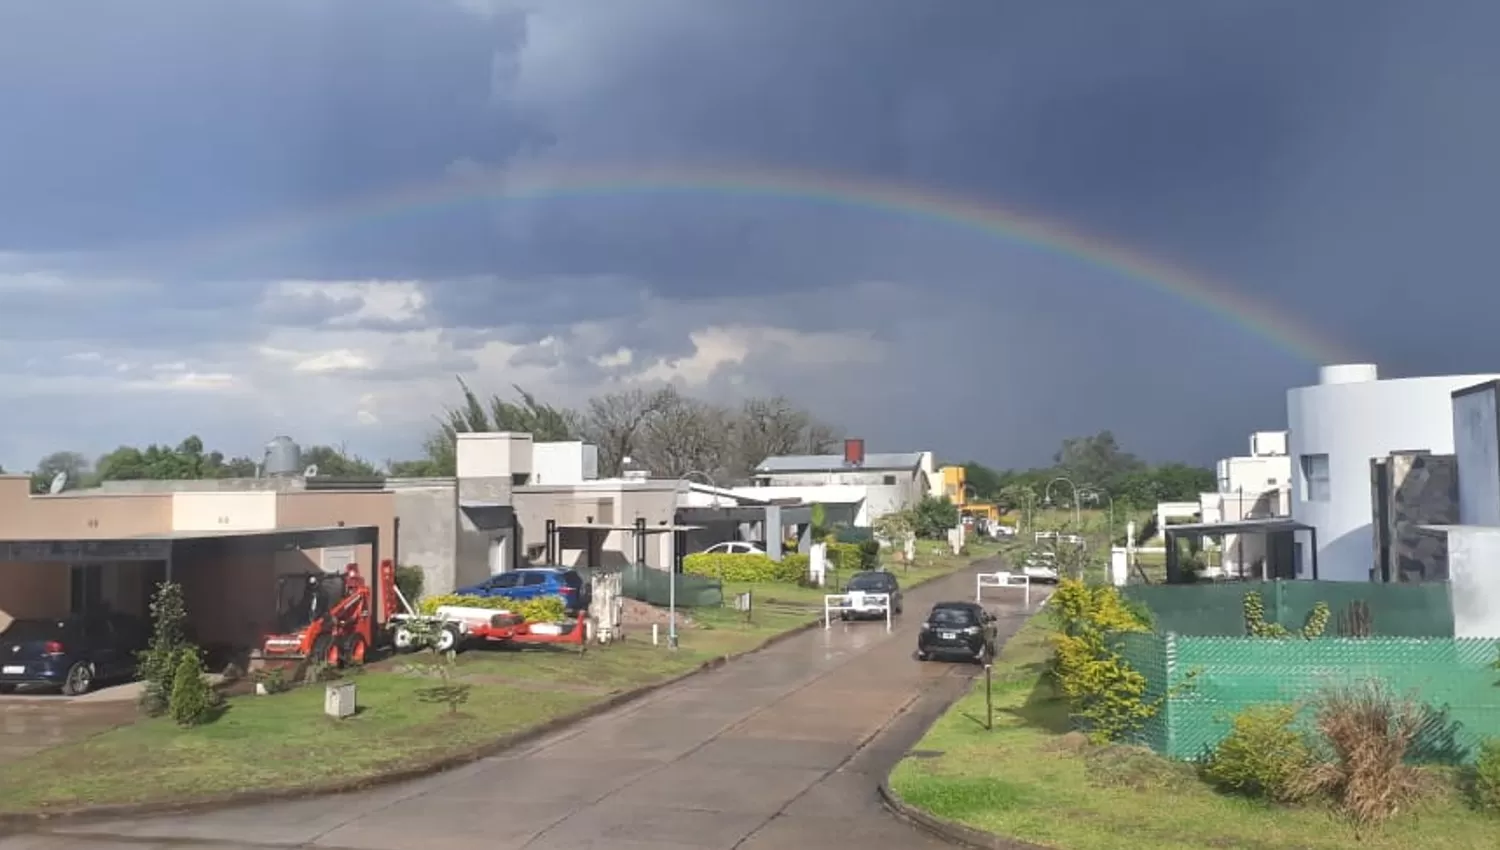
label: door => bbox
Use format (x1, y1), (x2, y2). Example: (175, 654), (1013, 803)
(479, 573), (521, 598)
(516, 571), (548, 600)
(487, 535), (509, 576)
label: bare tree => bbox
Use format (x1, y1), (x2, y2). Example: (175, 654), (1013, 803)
(634, 394), (734, 480)
(729, 396), (844, 478)
(580, 387), (677, 477)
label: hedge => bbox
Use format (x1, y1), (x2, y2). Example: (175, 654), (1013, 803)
(683, 552), (804, 583)
(827, 542), (864, 574)
(416, 593), (568, 623)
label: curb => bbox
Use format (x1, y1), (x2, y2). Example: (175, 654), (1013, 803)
(878, 780), (1047, 850)
(0, 618), (826, 834)
(0, 554), (985, 833)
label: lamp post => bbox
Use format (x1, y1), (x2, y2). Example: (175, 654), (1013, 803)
(1044, 477), (1081, 530)
(1080, 488), (1115, 543)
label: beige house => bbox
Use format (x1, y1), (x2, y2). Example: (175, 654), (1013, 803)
(0, 475), (395, 649)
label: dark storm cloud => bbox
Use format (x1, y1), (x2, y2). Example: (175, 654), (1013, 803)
(4, 0), (1500, 467)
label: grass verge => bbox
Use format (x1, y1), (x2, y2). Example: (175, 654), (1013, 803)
(0, 541), (989, 814)
(889, 614), (1498, 850)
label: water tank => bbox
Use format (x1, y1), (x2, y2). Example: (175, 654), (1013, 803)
(263, 436), (302, 477)
(1319, 363), (1379, 385)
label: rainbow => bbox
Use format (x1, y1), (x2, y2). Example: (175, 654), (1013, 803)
(179, 163), (1351, 364)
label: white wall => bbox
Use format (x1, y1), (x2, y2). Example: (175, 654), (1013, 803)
(531, 441), (598, 485)
(171, 491), (278, 531)
(728, 484), (872, 525)
(752, 469), (926, 519)
(1444, 525), (1500, 637)
(1453, 383), (1500, 527)
(1217, 455), (1291, 495)
(455, 432), (533, 480)
(1288, 367), (1500, 582)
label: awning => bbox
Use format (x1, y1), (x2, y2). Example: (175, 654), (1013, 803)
(1163, 517), (1312, 536)
(676, 505), (814, 525)
(549, 523), (703, 534)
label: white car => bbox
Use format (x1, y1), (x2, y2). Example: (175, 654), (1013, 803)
(702, 541), (767, 555)
(1021, 552), (1059, 584)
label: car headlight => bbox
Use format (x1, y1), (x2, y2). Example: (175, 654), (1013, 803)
(919, 622), (931, 631)
(962, 626), (982, 635)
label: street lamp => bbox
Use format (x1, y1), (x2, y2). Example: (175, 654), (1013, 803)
(1044, 477), (1081, 530)
(1079, 488), (1115, 548)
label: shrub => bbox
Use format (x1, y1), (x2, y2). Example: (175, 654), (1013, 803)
(858, 539), (881, 570)
(1204, 704), (1313, 802)
(826, 542), (863, 574)
(781, 553), (810, 582)
(1291, 681), (1428, 832)
(394, 565), (425, 603)
(137, 581), (190, 717)
(168, 648), (215, 727)
(1473, 738), (1500, 812)
(1243, 592), (1329, 638)
(683, 552), (801, 583)
(1047, 579), (1155, 743)
(417, 593), (568, 623)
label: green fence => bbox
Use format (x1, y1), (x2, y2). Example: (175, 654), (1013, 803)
(1119, 633), (1500, 763)
(620, 563), (724, 608)
(1123, 580), (1454, 637)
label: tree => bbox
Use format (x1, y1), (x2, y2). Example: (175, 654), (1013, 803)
(580, 387), (677, 478)
(30, 450), (93, 492)
(92, 436), (261, 482)
(961, 461), (1004, 500)
(1053, 431), (1146, 491)
(632, 391), (734, 480)
(913, 495), (961, 539)
(301, 444), (379, 477)
(731, 395), (842, 478)
(408, 377), (585, 477)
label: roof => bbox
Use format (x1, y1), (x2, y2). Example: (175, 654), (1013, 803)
(755, 452), (924, 474)
(0, 525), (381, 563)
(1163, 517), (1312, 535)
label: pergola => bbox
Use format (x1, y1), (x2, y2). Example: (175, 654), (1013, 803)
(1162, 517), (1317, 583)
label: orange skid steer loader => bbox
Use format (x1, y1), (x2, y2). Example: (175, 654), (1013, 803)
(249, 563), (378, 677)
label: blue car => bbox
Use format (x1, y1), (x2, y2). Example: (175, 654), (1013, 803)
(454, 567), (591, 614)
(0, 612), (148, 696)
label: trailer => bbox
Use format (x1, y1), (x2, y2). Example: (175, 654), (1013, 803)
(389, 602), (588, 654)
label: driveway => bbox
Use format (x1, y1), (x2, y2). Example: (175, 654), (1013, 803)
(8, 560), (1042, 850)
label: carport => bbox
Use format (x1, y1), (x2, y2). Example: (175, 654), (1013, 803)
(0, 526), (382, 645)
(543, 519), (702, 572)
(674, 503), (822, 560)
(1163, 517), (1316, 582)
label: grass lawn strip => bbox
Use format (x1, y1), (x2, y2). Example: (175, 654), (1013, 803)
(889, 614), (1498, 850)
(0, 544), (991, 814)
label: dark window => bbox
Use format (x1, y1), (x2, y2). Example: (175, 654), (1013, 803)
(69, 565), (102, 615)
(882, 475), (897, 485)
(1, 619), (72, 641)
(521, 572), (547, 586)
(847, 573), (894, 591)
(930, 607), (977, 626)
(511, 473), (531, 486)
(488, 573), (521, 589)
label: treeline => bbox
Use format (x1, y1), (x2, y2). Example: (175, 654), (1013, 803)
(959, 430), (1215, 511)
(18, 380), (841, 490)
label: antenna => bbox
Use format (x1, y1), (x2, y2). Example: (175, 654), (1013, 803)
(303, 464), (319, 478)
(48, 472), (68, 494)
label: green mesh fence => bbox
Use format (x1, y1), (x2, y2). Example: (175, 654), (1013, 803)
(834, 526), (874, 543)
(620, 563), (723, 608)
(1123, 580), (1454, 637)
(1121, 633), (1500, 763)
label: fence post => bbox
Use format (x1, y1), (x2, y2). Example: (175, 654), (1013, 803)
(1162, 631), (1178, 759)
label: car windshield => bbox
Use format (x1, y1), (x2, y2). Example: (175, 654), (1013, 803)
(846, 573), (892, 591)
(929, 607), (976, 627)
(1, 619), (72, 641)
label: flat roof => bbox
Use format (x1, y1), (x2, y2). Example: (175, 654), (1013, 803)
(550, 523), (704, 533)
(0, 525), (380, 563)
(1163, 517), (1312, 535)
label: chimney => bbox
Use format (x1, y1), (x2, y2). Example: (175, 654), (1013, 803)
(843, 438), (865, 467)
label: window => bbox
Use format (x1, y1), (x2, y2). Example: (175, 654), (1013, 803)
(520, 572), (547, 586)
(882, 474), (897, 485)
(1300, 453), (1330, 502)
(487, 573), (521, 589)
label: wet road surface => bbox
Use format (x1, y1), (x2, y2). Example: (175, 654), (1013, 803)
(5, 560), (1041, 850)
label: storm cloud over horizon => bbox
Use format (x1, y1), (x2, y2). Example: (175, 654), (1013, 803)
(2, 0), (1497, 471)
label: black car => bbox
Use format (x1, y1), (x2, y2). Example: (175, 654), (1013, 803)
(917, 601), (998, 663)
(839, 570), (903, 620)
(0, 612), (148, 696)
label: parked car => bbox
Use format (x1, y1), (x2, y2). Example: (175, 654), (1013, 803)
(838, 570), (903, 619)
(1021, 551), (1060, 584)
(0, 612), (149, 696)
(701, 541), (767, 555)
(916, 601), (998, 663)
(454, 567), (591, 614)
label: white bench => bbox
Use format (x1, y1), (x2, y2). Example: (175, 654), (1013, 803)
(824, 591), (893, 632)
(976, 572), (1031, 608)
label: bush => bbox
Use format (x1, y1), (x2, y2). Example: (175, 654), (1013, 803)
(858, 539), (881, 570)
(417, 593), (568, 623)
(1204, 704), (1313, 802)
(137, 581), (190, 717)
(1047, 579), (1155, 743)
(826, 542), (863, 574)
(394, 565), (425, 603)
(1291, 681), (1428, 831)
(168, 648), (215, 727)
(683, 552), (801, 583)
(781, 553), (810, 582)
(1473, 738), (1500, 812)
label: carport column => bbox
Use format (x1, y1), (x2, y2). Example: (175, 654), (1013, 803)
(164, 546), (174, 582)
(765, 505), (782, 561)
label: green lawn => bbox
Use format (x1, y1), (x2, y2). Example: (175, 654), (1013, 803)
(890, 616), (1498, 850)
(0, 544), (991, 815)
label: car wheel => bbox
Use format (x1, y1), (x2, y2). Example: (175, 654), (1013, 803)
(915, 651), (930, 662)
(0, 684), (15, 695)
(435, 625), (460, 653)
(393, 625), (417, 653)
(61, 662), (94, 696)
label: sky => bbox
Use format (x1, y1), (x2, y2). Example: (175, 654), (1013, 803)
(2, 0), (1499, 473)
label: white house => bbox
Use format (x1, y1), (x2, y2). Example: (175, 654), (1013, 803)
(751, 443), (931, 523)
(1288, 364), (1500, 582)
(1197, 431), (1292, 576)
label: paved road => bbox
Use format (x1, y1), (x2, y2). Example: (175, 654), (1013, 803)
(6, 561), (1041, 850)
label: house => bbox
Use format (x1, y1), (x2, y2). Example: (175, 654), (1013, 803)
(748, 439), (932, 522)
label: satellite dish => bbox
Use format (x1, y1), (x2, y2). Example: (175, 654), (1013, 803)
(48, 472), (68, 494)
(303, 464), (319, 478)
